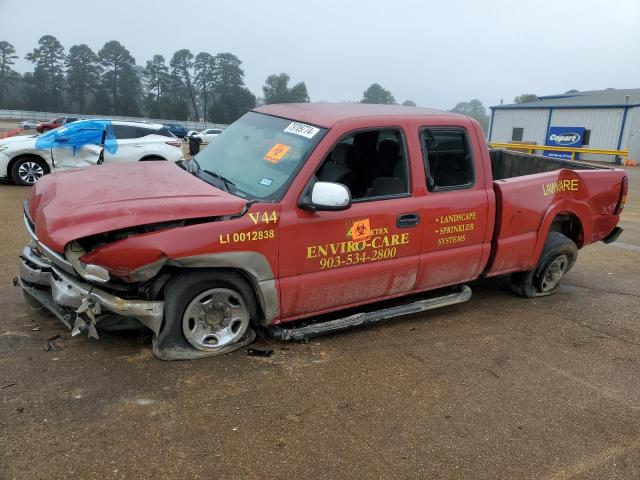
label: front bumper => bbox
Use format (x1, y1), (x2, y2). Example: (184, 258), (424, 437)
(19, 244), (164, 335)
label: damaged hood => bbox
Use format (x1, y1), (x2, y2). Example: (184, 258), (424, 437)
(29, 162), (247, 252)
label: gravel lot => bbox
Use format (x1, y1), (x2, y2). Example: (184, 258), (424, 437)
(0, 164), (638, 480)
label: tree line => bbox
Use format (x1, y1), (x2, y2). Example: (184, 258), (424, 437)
(0, 36), (314, 123)
(0, 35), (524, 129)
(361, 83), (492, 133)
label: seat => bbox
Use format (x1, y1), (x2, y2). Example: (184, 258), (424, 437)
(317, 143), (354, 186)
(372, 140), (400, 178)
(364, 140), (406, 196)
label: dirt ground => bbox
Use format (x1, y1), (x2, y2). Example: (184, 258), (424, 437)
(0, 165), (639, 480)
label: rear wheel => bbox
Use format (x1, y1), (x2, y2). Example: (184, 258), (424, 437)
(11, 157), (49, 186)
(139, 156), (165, 161)
(152, 271), (257, 360)
(511, 232), (578, 298)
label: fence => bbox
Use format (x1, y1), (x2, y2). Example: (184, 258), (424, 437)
(0, 109), (227, 131)
(488, 142), (630, 164)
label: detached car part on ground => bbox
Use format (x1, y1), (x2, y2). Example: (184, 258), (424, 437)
(18, 104), (628, 360)
(0, 119), (183, 185)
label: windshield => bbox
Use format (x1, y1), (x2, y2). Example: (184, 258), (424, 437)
(194, 112), (326, 201)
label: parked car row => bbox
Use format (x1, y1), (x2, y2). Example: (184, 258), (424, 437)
(14, 118), (224, 138)
(1, 117), (226, 185)
(190, 128), (224, 142)
(0, 119), (184, 185)
(160, 124), (224, 140)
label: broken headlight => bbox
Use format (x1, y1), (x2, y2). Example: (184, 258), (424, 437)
(65, 241), (110, 283)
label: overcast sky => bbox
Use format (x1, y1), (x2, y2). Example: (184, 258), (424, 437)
(1, 0), (639, 110)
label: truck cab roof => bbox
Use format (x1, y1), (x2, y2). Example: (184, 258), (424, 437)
(254, 102), (463, 128)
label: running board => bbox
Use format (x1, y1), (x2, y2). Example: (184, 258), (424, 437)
(267, 285), (472, 341)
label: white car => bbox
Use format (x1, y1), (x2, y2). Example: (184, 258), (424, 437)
(19, 120), (38, 130)
(193, 128), (224, 143)
(0, 120), (184, 185)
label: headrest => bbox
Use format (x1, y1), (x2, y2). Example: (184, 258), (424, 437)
(378, 140), (400, 157)
(331, 143), (352, 166)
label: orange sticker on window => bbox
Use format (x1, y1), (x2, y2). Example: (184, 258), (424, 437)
(348, 219), (371, 242)
(264, 143), (291, 163)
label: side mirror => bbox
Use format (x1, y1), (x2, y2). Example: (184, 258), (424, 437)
(303, 181), (352, 211)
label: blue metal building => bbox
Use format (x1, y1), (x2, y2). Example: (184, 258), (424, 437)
(488, 89), (640, 163)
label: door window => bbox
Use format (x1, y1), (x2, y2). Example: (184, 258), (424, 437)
(315, 128), (409, 200)
(421, 129), (474, 190)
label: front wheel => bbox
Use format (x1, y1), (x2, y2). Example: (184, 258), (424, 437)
(152, 271), (257, 360)
(511, 232), (578, 298)
(11, 157), (49, 186)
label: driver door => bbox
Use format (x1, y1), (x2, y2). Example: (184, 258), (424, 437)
(277, 127), (424, 320)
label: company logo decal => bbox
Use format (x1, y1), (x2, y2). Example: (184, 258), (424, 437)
(346, 218), (371, 242)
(548, 132), (581, 146)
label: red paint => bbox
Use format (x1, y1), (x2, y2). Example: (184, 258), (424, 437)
(36, 119), (63, 133)
(28, 104), (627, 326)
(29, 162), (245, 252)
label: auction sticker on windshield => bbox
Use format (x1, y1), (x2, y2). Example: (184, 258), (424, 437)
(264, 143), (291, 163)
(283, 122), (320, 139)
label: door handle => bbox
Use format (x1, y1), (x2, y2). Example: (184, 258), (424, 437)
(132, 144), (143, 148)
(397, 213), (420, 228)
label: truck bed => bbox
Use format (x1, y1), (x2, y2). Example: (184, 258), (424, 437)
(485, 149), (625, 277)
(489, 148), (604, 180)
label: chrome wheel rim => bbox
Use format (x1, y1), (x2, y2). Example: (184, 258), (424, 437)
(540, 255), (568, 292)
(182, 288), (249, 351)
(18, 161), (44, 185)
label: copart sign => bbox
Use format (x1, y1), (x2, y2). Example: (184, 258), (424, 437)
(544, 126), (585, 160)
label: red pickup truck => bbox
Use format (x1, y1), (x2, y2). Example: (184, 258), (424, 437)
(19, 104), (628, 360)
(35, 116), (79, 133)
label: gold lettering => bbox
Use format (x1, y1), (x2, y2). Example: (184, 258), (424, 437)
(439, 211), (477, 224)
(543, 179), (580, 196)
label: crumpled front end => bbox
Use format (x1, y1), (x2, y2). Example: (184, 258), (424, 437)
(19, 212), (164, 339)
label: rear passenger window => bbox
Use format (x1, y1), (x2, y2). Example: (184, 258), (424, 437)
(111, 125), (141, 139)
(155, 127), (174, 138)
(421, 129), (474, 190)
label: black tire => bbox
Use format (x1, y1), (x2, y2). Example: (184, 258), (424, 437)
(152, 270), (257, 361)
(139, 156), (166, 161)
(11, 156), (50, 186)
(511, 232), (578, 298)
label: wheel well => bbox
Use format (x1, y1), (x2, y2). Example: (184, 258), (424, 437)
(549, 213), (583, 247)
(8, 154), (50, 176)
(153, 267), (266, 324)
(139, 155), (166, 161)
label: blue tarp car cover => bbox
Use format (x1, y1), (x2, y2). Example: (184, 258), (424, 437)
(35, 120), (118, 156)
